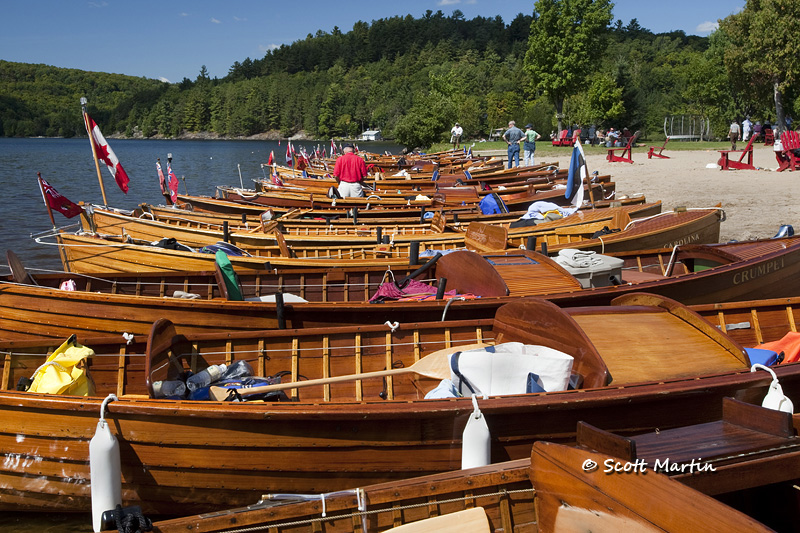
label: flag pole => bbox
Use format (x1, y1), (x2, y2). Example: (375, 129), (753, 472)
(37, 172), (57, 229)
(80, 97), (109, 206)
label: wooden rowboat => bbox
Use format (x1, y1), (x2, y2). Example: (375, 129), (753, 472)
(82, 202), (667, 253)
(174, 189), (645, 219)
(7, 236), (800, 340)
(2, 294), (800, 513)
(55, 206), (722, 271)
(144, 398), (797, 533)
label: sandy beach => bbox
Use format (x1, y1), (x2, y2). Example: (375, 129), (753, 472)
(554, 144), (797, 243)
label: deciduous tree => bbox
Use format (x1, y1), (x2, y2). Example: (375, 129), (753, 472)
(524, 0), (613, 132)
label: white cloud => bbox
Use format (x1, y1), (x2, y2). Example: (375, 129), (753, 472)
(87, 1), (108, 7)
(179, 12), (189, 17)
(695, 21), (719, 34)
(210, 17), (221, 24)
(437, 0), (461, 5)
(233, 16), (247, 22)
(158, 77), (170, 83)
(259, 44), (280, 53)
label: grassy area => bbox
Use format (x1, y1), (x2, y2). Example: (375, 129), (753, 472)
(429, 140), (752, 156)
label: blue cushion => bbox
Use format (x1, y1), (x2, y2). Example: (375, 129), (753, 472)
(745, 348), (779, 366)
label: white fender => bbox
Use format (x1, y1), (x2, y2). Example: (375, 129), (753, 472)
(751, 364), (794, 413)
(90, 394), (121, 532)
(461, 394), (490, 469)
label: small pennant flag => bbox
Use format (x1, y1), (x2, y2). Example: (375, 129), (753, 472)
(167, 162), (179, 203)
(38, 174), (83, 218)
(86, 114), (129, 193)
(267, 150), (274, 166)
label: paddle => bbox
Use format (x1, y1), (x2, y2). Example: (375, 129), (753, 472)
(208, 342), (488, 401)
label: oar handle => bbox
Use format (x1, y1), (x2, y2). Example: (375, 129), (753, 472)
(209, 367), (412, 401)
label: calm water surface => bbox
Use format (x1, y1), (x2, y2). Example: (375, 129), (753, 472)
(0, 137), (401, 273)
(0, 137), (400, 531)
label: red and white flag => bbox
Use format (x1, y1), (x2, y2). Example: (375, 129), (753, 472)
(285, 142), (293, 164)
(86, 114), (130, 193)
(267, 150), (274, 166)
(330, 139), (337, 156)
(38, 175), (83, 218)
(167, 162), (179, 203)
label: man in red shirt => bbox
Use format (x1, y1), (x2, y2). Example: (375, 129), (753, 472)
(333, 144), (368, 197)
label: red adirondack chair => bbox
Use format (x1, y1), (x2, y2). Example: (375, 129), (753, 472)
(647, 137), (670, 159)
(776, 131), (800, 172)
(551, 130), (569, 146)
(764, 127), (775, 146)
(606, 130), (640, 163)
(717, 135), (756, 170)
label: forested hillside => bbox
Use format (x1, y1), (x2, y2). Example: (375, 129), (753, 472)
(1, 6), (795, 147)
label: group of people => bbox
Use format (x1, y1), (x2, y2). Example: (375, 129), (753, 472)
(502, 121), (542, 168)
(729, 116), (794, 150)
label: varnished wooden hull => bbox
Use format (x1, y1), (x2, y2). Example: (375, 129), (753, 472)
(61, 207), (719, 269)
(7, 237), (800, 340)
(2, 296), (800, 514)
(86, 202), (666, 252)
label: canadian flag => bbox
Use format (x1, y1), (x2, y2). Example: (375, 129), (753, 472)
(87, 114), (130, 193)
(38, 174), (84, 218)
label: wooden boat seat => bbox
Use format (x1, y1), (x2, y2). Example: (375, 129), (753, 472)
(620, 269), (667, 283)
(576, 397), (800, 495)
(385, 507), (489, 532)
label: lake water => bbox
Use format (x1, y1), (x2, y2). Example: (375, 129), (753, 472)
(0, 137), (402, 274)
(0, 136), (400, 531)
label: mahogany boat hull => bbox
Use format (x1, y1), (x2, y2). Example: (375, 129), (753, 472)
(1, 296), (800, 514)
(9, 237), (800, 341)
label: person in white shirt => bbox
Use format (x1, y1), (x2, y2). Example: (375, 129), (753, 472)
(450, 123), (463, 149)
(742, 117), (752, 142)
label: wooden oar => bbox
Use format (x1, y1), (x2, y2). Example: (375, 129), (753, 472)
(208, 342), (488, 401)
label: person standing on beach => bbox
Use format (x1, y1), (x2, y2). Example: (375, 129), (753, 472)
(450, 122), (463, 150)
(333, 143), (368, 198)
(729, 120), (741, 150)
(742, 117), (752, 142)
(503, 120), (524, 168)
(522, 124), (541, 166)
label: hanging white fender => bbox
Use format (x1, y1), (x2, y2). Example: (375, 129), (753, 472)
(90, 394), (121, 532)
(461, 394), (491, 469)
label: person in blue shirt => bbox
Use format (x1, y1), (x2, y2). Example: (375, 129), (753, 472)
(503, 121), (524, 168)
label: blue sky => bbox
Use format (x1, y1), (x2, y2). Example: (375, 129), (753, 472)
(1, 1), (743, 83)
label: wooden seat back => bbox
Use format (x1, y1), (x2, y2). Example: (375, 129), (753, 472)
(464, 222), (508, 252)
(782, 130), (800, 151)
(6, 250), (37, 285)
(430, 211), (446, 233)
(435, 250), (510, 297)
(492, 297), (610, 388)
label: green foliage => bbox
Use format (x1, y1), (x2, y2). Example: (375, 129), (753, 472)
(524, 0), (614, 127)
(718, 0), (800, 133)
(2, 7), (788, 147)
